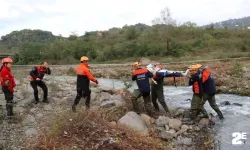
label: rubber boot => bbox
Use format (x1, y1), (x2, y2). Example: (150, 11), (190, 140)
(34, 99), (39, 104)
(9, 105), (13, 116)
(6, 104), (11, 116)
(6, 104), (13, 119)
(72, 104), (76, 112)
(42, 98), (49, 104)
(219, 114), (224, 120)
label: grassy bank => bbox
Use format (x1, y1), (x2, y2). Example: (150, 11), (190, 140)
(29, 110), (167, 150)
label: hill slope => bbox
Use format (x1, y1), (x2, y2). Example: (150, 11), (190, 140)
(201, 16), (250, 29)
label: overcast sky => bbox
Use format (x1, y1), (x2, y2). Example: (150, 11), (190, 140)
(0, 0), (249, 37)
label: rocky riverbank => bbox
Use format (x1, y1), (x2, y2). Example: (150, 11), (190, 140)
(0, 75), (217, 150)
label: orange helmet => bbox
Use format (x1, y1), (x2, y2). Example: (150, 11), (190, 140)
(132, 62), (141, 67)
(195, 64), (202, 69)
(2, 58), (13, 64)
(189, 64), (202, 71)
(80, 56), (89, 61)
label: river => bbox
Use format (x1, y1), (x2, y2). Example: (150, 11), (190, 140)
(47, 76), (250, 150)
(96, 78), (250, 150)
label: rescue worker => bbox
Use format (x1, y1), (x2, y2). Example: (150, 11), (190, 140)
(30, 62), (51, 104)
(0, 58), (16, 118)
(72, 56), (98, 111)
(131, 62), (153, 116)
(149, 63), (188, 115)
(185, 64), (208, 123)
(197, 64), (224, 120)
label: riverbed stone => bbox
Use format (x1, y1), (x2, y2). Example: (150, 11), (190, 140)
(199, 118), (210, 129)
(156, 116), (170, 127)
(169, 119), (182, 131)
(159, 129), (176, 140)
(140, 114), (151, 127)
(118, 111), (149, 135)
(219, 101), (230, 106)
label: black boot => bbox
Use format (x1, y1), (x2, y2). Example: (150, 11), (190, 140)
(9, 105), (14, 116)
(217, 111), (224, 120)
(35, 100), (39, 104)
(6, 104), (11, 116)
(72, 104), (76, 112)
(86, 104), (90, 109)
(6, 104), (13, 118)
(34, 99), (39, 104)
(219, 114), (224, 120)
(42, 98), (49, 104)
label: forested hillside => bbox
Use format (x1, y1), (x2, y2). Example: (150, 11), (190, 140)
(1, 9), (250, 65)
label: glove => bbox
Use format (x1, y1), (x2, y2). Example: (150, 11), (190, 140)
(4, 80), (10, 86)
(95, 80), (99, 84)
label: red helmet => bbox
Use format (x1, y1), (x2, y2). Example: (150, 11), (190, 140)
(2, 58), (13, 64)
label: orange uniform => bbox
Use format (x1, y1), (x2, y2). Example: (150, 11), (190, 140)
(73, 63), (98, 109)
(75, 64), (97, 90)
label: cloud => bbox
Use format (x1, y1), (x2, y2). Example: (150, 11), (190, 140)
(0, 0), (250, 37)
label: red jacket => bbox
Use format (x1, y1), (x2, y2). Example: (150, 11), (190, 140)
(0, 66), (16, 93)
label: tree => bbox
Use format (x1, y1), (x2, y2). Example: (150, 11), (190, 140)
(181, 21), (198, 28)
(151, 7), (177, 54)
(152, 7), (177, 26)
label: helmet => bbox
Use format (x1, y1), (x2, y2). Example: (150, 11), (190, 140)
(2, 58), (13, 64)
(132, 62), (141, 67)
(80, 56), (89, 61)
(196, 64), (202, 69)
(189, 64), (201, 71)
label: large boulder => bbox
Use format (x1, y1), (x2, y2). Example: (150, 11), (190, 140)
(169, 119), (182, 131)
(118, 111), (149, 135)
